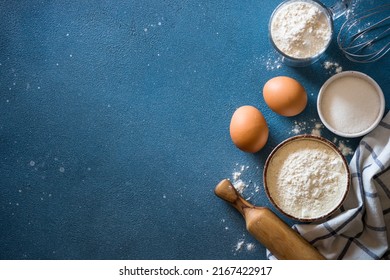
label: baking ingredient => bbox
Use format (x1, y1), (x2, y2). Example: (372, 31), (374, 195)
(233, 179), (246, 194)
(323, 61), (342, 74)
(232, 164), (248, 194)
(288, 120), (355, 157)
(319, 75), (381, 134)
(270, 0), (332, 59)
(263, 76), (307, 117)
(230, 106), (269, 153)
(290, 120), (308, 134)
(231, 164), (261, 201)
(311, 123), (323, 136)
(234, 238), (256, 253)
(265, 138), (348, 220)
(290, 120), (321, 135)
(246, 243), (255, 251)
(266, 56), (282, 70)
(235, 240), (245, 251)
(337, 140), (353, 157)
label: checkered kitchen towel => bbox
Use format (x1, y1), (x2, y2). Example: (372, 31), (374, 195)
(269, 111), (390, 260)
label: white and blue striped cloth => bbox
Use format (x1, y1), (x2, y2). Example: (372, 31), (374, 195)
(269, 111), (390, 260)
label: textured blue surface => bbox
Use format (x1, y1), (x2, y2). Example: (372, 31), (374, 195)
(0, 0), (389, 260)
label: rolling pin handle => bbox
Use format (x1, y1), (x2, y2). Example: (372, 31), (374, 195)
(214, 179), (254, 217)
(214, 179), (326, 260)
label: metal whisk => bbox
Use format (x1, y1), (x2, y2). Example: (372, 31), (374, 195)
(337, 4), (390, 63)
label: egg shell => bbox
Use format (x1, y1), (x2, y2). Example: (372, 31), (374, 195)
(263, 76), (307, 117)
(229, 105), (269, 153)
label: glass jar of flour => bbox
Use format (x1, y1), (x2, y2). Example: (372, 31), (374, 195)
(269, 0), (350, 67)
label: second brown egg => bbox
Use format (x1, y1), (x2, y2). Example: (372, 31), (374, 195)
(263, 76), (307, 117)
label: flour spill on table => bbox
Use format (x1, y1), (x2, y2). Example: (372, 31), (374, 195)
(323, 61), (343, 75)
(220, 218), (230, 230)
(220, 165), (261, 255)
(290, 120), (324, 136)
(334, 138), (353, 156)
(235, 239), (245, 251)
(256, 54), (343, 74)
(311, 123), (324, 136)
(266, 56), (282, 70)
(143, 19), (164, 33)
(231, 164), (248, 194)
(252, 54), (283, 71)
(231, 163), (261, 201)
(289, 119), (354, 156)
(234, 236), (256, 254)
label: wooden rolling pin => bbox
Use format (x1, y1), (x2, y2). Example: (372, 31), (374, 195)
(215, 179), (325, 260)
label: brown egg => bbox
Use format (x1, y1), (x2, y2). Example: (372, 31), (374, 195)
(229, 105), (269, 153)
(263, 76), (307, 117)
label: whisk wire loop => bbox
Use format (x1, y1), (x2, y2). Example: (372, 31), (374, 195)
(338, 4), (390, 63)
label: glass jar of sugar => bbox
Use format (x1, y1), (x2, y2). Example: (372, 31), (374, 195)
(269, 0), (349, 67)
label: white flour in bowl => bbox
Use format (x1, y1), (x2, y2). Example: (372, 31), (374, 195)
(270, 0), (332, 59)
(265, 138), (349, 220)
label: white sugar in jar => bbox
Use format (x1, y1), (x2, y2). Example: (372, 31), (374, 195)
(317, 71), (385, 137)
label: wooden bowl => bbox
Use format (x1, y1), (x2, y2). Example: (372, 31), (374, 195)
(263, 135), (350, 222)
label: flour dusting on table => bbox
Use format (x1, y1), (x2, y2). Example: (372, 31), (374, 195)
(289, 119), (354, 156)
(323, 61), (343, 75)
(231, 164), (260, 201)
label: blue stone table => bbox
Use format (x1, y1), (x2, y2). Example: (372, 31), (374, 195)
(0, 0), (389, 259)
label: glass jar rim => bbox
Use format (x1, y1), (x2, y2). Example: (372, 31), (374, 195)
(268, 0), (334, 64)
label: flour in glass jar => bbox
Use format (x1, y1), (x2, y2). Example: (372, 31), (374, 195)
(270, 0), (332, 59)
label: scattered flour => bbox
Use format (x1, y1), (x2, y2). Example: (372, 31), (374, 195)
(234, 238), (256, 253)
(232, 171), (241, 181)
(334, 138), (354, 156)
(289, 119), (354, 157)
(246, 243), (256, 251)
(233, 179), (247, 194)
(270, 0), (332, 58)
(266, 56), (282, 70)
(311, 123), (323, 136)
(221, 219), (257, 253)
(290, 120), (308, 135)
(290, 120), (321, 135)
(231, 164), (261, 200)
(323, 61), (343, 75)
(235, 239), (245, 251)
(253, 54), (283, 71)
(231, 164), (248, 194)
(221, 219), (229, 231)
